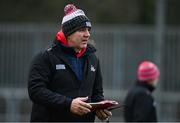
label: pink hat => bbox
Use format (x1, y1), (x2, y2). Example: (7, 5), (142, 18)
(138, 61), (160, 81)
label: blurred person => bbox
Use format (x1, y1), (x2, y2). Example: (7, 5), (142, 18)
(28, 4), (112, 122)
(124, 60), (160, 122)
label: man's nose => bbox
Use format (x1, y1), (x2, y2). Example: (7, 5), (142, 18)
(84, 29), (90, 37)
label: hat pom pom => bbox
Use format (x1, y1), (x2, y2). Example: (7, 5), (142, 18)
(64, 4), (77, 15)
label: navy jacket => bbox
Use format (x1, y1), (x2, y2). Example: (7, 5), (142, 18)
(124, 81), (157, 122)
(28, 40), (104, 122)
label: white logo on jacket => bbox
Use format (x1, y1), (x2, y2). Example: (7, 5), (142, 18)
(90, 65), (96, 72)
(56, 64), (66, 70)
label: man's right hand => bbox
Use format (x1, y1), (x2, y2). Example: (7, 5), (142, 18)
(70, 97), (92, 116)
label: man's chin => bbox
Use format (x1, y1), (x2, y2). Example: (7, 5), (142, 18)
(81, 44), (87, 48)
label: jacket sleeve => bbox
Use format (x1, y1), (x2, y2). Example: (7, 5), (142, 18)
(133, 92), (153, 121)
(91, 59), (104, 102)
(28, 52), (72, 111)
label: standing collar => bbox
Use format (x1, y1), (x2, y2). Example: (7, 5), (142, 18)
(56, 31), (86, 58)
(136, 80), (155, 92)
(53, 39), (96, 58)
(56, 31), (68, 46)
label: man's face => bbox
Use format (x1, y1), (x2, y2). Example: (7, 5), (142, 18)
(67, 27), (90, 51)
(149, 78), (159, 87)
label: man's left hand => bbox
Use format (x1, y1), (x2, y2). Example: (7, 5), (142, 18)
(96, 109), (112, 121)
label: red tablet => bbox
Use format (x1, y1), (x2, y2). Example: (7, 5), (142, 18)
(88, 100), (122, 111)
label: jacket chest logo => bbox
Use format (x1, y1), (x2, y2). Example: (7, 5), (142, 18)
(90, 65), (96, 72)
(56, 64), (66, 70)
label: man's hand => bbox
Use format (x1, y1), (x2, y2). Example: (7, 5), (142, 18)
(70, 97), (92, 116)
(96, 109), (112, 121)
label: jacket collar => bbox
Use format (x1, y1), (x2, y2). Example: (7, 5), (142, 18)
(136, 80), (155, 92)
(56, 31), (90, 58)
(53, 39), (96, 58)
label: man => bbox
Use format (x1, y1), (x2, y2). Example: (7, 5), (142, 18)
(124, 61), (160, 122)
(28, 4), (112, 122)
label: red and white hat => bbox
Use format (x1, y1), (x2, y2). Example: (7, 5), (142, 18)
(61, 4), (91, 36)
(138, 61), (160, 81)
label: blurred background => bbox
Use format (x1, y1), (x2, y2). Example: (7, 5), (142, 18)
(0, 0), (180, 122)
